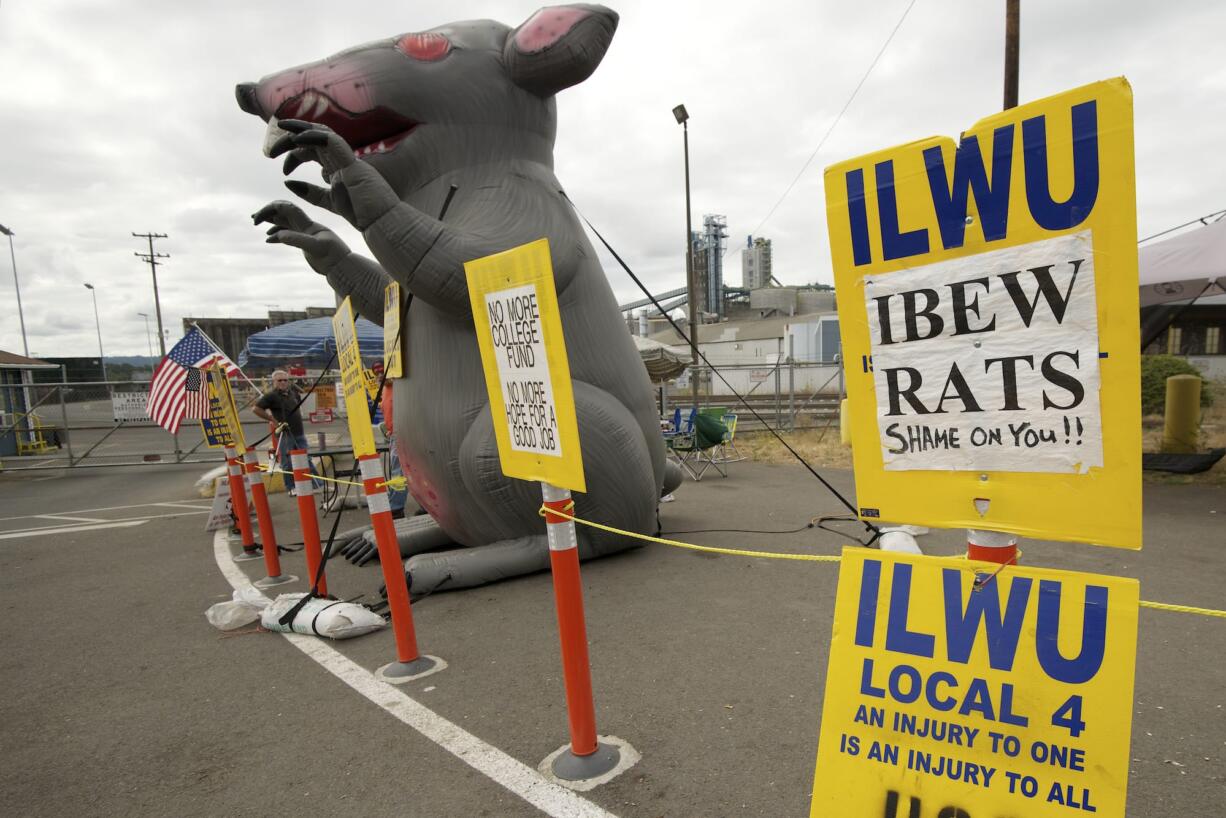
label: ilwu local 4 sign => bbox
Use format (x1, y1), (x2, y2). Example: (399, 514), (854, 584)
(810, 549), (1139, 818)
(825, 79), (1141, 550)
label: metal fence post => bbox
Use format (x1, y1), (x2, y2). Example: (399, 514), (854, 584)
(788, 336), (795, 431)
(58, 372), (74, 465)
(774, 338), (782, 431)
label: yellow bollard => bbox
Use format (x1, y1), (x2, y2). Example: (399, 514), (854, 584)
(1161, 374), (1201, 453)
(839, 398), (851, 446)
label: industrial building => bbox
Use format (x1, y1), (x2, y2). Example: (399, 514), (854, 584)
(183, 306), (336, 362)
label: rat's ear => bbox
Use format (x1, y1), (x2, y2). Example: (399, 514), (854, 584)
(504, 4), (618, 97)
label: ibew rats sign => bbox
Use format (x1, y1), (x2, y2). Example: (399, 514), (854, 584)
(867, 230), (1101, 473)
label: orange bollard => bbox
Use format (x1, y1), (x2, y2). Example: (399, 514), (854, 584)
(967, 528), (1019, 565)
(360, 453), (440, 683)
(541, 483), (620, 780)
(224, 445), (260, 562)
(244, 450), (295, 588)
(290, 449), (327, 597)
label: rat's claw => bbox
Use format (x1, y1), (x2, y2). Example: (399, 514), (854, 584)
(252, 200), (312, 230)
(276, 118), (315, 133)
(268, 132), (298, 159)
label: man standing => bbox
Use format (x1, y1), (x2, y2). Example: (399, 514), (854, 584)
(253, 369), (309, 493)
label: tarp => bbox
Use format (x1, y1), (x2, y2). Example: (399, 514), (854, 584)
(1138, 216), (1226, 306)
(633, 334), (689, 383)
(238, 316), (382, 366)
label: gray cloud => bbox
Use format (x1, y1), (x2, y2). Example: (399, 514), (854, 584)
(2, 0), (1223, 357)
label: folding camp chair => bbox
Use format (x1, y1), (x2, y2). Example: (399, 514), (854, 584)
(714, 412), (745, 463)
(667, 411), (727, 481)
(663, 407), (695, 464)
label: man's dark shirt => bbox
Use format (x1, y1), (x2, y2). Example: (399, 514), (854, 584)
(256, 387), (305, 438)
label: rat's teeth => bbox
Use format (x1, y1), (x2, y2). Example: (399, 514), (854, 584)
(377, 141), (387, 153)
(313, 96), (328, 118)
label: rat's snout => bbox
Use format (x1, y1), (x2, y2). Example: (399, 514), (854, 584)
(235, 82), (264, 118)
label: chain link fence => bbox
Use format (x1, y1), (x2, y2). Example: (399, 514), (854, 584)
(0, 376), (349, 471)
(661, 361), (845, 432)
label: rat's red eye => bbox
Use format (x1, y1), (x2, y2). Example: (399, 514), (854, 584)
(395, 32), (451, 61)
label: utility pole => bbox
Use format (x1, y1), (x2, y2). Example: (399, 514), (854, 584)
(133, 232), (169, 356)
(1003, 0), (1020, 110)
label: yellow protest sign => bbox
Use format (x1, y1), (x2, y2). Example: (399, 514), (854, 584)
(332, 297), (376, 457)
(811, 548), (1138, 817)
(825, 79), (1141, 549)
(383, 281), (404, 378)
(464, 238), (585, 493)
(199, 365), (245, 451)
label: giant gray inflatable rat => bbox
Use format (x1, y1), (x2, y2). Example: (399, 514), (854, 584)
(237, 5), (681, 593)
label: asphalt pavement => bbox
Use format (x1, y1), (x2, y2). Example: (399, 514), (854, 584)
(0, 459), (1222, 816)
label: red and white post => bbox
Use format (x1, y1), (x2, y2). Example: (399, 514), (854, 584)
(361, 453), (440, 682)
(541, 483), (620, 781)
(244, 450), (295, 588)
(290, 449), (327, 597)
(224, 445), (261, 562)
(966, 529), (1020, 565)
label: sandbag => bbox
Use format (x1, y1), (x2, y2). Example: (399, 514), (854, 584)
(260, 593), (385, 639)
(205, 587), (269, 631)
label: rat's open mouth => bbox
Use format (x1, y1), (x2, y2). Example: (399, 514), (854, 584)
(275, 90), (418, 157)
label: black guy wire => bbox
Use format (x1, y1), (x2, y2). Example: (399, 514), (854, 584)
(561, 193), (878, 542)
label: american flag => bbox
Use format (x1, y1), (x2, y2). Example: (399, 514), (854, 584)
(182, 367), (210, 419)
(146, 328), (238, 433)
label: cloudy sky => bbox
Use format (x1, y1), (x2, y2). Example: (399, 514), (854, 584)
(2, 0), (1223, 358)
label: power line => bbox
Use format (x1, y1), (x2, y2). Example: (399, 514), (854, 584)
(730, 0), (920, 258)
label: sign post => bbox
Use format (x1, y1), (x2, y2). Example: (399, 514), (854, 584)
(466, 238), (628, 783)
(333, 297), (441, 683)
(200, 365), (262, 562)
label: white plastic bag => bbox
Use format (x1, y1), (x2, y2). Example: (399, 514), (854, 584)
(205, 587), (270, 631)
(260, 593), (386, 639)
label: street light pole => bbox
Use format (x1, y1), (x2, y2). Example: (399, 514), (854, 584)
(0, 223), (29, 357)
(137, 312), (153, 357)
(83, 283), (108, 381)
(673, 104), (700, 412)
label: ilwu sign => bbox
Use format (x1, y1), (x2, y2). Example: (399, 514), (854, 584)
(825, 79), (1141, 549)
(868, 231), (1101, 473)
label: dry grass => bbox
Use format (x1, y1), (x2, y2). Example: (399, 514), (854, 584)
(734, 422), (853, 469)
(735, 401), (1226, 486)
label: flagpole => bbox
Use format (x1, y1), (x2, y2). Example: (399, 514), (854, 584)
(190, 321), (262, 394)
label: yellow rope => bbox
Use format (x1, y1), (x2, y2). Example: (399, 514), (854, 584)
(255, 462), (405, 491)
(538, 503), (841, 563)
(537, 504), (1226, 618)
(1139, 600), (1226, 619)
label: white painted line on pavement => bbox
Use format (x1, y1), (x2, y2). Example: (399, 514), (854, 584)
(36, 514), (110, 523)
(212, 531), (619, 818)
(153, 502), (213, 511)
(0, 520), (147, 540)
(2, 510), (209, 535)
(0, 500), (213, 522)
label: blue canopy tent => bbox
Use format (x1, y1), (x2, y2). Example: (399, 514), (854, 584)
(238, 316), (384, 367)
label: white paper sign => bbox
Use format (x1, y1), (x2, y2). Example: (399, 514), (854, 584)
(865, 231), (1102, 473)
(484, 284), (563, 457)
(205, 478), (233, 532)
(114, 392), (154, 423)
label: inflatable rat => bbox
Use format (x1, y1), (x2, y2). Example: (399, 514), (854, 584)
(237, 4), (681, 593)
